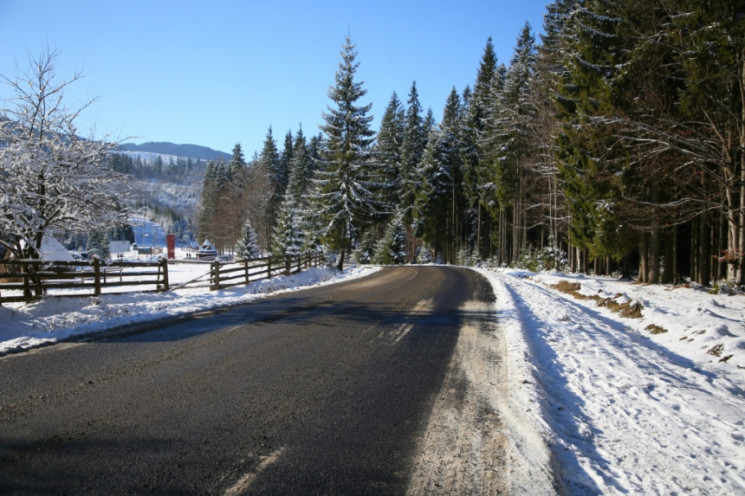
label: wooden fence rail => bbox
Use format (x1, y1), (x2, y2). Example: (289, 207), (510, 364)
(208, 252), (324, 291)
(0, 257), (169, 305)
(0, 252), (324, 305)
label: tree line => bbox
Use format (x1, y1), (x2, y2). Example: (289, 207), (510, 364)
(107, 153), (207, 186)
(200, 0), (743, 284)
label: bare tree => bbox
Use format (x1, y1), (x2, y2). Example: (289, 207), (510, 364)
(0, 47), (124, 294)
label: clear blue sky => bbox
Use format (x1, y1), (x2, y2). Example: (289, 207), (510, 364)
(0, 0), (549, 156)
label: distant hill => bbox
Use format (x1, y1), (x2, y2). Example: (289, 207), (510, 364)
(119, 142), (231, 162)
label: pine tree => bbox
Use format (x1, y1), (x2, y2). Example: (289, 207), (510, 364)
(373, 210), (408, 265)
(376, 92), (405, 214)
(317, 36), (378, 270)
(665, 0), (745, 284)
(271, 193), (305, 256)
(229, 143), (247, 177)
(287, 127), (311, 199)
(235, 218), (261, 259)
(414, 88), (464, 264)
(461, 38), (498, 258)
(88, 229), (110, 259)
(280, 130), (294, 190)
(487, 23), (537, 265)
(414, 128), (453, 261)
(258, 127), (283, 243)
(197, 160), (220, 242)
(400, 81), (427, 225)
(554, 0), (634, 273)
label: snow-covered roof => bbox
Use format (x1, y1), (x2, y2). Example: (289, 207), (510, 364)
(39, 237), (75, 262)
(20, 236), (74, 262)
(199, 240), (216, 252)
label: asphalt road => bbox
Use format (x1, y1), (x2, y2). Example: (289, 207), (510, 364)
(0, 266), (498, 495)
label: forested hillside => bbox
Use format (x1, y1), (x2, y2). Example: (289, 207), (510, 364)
(106, 152), (207, 245)
(198, 0), (744, 284)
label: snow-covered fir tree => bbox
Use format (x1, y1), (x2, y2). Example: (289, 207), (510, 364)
(414, 127), (454, 262)
(235, 219), (261, 260)
(259, 127), (283, 243)
(271, 193), (305, 256)
(373, 210), (408, 265)
(375, 92), (405, 215)
(400, 81), (427, 225)
(316, 36), (380, 270)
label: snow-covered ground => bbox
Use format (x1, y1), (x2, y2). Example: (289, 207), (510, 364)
(481, 268), (745, 495)
(2, 264), (744, 494)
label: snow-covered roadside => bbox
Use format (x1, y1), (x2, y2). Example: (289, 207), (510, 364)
(0, 265), (379, 355)
(480, 268), (745, 495)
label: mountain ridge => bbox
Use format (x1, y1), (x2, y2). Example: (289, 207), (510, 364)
(119, 141), (231, 162)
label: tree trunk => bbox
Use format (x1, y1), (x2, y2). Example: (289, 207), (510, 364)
(337, 246), (346, 271)
(649, 226), (660, 284)
(639, 233), (649, 284)
(662, 228), (675, 284)
(698, 214), (711, 286)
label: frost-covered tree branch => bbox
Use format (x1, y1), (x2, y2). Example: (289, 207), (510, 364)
(0, 47), (125, 262)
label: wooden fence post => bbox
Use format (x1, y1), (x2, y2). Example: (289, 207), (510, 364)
(211, 260), (220, 290)
(22, 263), (31, 302)
(285, 255), (291, 276)
(92, 257), (101, 297)
(244, 258), (250, 285)
(268, 256), (272, 279)
(159, 257), (169, 291)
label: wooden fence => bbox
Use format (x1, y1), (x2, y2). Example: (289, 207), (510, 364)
(0, 252), (324, 305)
(207, 252), (324, 291)
(0, 258), (169, 305)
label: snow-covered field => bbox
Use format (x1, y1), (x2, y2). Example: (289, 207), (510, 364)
(2, 264), (744, 494)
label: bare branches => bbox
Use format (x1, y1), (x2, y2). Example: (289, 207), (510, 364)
(0, 47), (124, 261)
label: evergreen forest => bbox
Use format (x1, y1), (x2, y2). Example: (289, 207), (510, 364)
(197, 0), (745, 285)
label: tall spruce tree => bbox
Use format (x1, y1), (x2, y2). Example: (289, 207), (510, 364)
(258, 127), (283, 243)
(414, 127), (453, 261)
(554, 0), (634, 273)
(415, 87), (464, 264)
(317, 36), (378, 270)
(287, 127), (312, 199)
(400, 81), (427, 225)
(487, 23), (537, 265)
(461, 38), (498, 258)
(376, 92), (405, 215)
(235, 218), (261, 259)
(271, 192), (305, 256)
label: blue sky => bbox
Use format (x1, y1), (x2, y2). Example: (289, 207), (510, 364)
(0, 0), (549, 156)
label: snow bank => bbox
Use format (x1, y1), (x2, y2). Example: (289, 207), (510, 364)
(480, 268), (745, 495)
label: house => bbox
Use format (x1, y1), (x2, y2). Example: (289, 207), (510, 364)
(197, 239), (218, 260)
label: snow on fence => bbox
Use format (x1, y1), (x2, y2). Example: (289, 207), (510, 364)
(0, 252), (324, 305)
